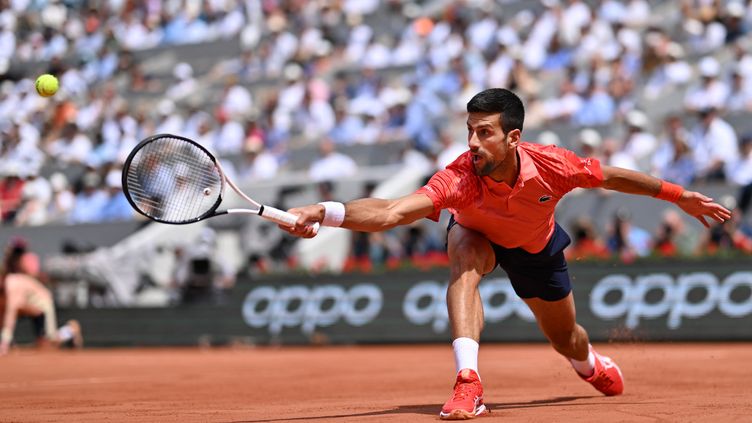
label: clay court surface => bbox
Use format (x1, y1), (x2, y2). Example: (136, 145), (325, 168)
(1, 343), (750, 422)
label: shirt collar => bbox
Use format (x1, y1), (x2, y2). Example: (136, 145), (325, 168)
(517, 144), (540, 183)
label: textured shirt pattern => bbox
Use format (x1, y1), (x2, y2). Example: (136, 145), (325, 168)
(416, 142), (604, 253)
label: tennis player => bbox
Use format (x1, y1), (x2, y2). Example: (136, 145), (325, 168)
(281, 88), (731, 419)
(1, 240), (83, 355)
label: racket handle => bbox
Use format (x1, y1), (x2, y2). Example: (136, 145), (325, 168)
(259, 205), (320, 233)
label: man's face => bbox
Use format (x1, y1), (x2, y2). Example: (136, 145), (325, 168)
(466, 112), (515, 177)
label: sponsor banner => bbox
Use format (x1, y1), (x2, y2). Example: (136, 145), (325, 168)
(235, 261), (752, 344)
(45, 261), (752, 346)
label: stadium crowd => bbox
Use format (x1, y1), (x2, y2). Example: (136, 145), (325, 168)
(1, 0), (752, 264)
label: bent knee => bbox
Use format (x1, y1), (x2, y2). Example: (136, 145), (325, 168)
(448, 224), (495, 273)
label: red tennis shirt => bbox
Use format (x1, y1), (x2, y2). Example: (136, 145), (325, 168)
(416, 142), (604, 253)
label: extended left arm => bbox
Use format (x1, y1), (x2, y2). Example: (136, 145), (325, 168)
(600, 165), (732, 227)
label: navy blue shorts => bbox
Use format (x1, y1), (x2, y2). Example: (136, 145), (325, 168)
(447, 216), (573, 301)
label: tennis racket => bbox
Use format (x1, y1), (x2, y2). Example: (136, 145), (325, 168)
(122, 133), (317, 230)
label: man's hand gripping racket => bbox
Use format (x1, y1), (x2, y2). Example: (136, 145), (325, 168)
(122, 133), (318, 233)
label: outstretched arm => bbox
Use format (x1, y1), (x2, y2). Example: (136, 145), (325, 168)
(601, 165), (732, 227)
(281, 193), (436, 238)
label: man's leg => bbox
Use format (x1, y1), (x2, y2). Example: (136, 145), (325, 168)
(523, 293), (589, 361)
(440, 224), (495, 420)
(524, 293), (624, 396)
(447, 224), (495, 342)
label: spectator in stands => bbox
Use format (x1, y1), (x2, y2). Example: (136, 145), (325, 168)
(99, 169), (134, 222)
(308, 138), (358, 183)
(0, 0), (747, 246)
(652, 209), (699, 257)
(644, 42), (692, 100)
(565, 217), (610, 261)
(436, 129), (468, 170)
(166, 62), (197, 102)
(236, 141), (279, 182)
(652, 115), (696, 186)
(13, 169), (52, 226)
(602, 137), (638, 171)
(0, 122), (45, 175)
(214, 112), (246, 156)
(622, 110), (657, 172)
(689, 107), (739, 183)
(329, 106), (365, 146)
(217, 76), (253, 124)
(45, 122), (92, 165)
(726, 65), (752, 112)
(576, 128), (604, 162)
(606, 208), (652, 262)
(404, 82), (445, 153)
(696, 196), (752, 255)
(721, 2), (747, 44)
(684, 57), (730, 112)
(68, 172), (107, 224)
(573, 82), (616, 127)
(46, 173), (75, 224)
(729, 134), (752, 216)
(0, 162), (24, 224)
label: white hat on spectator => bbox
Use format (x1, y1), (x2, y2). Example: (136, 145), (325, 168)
(1, 160), (22, 177)
(283, 63), (303, 81)
(513, 10), (535, 28)
(727, 1), (745, 18)
(105, 170), (122, 189)
(173, 62), (193, 80)
(157, 99), (176, 116)
(666, 42), (685, 59)
(50, 172), (69, 192)
(539, 130), (560, 147)
(542, 0), (560, 8)
(497, 26), (520, 47)
(626, 110), (649, 129)
(1, 80), (14, 96)
(579, 129), (602, 148)
(617, 29), (641, 53)
(683, 19), (704, 36)
(698, 57), (720, 78)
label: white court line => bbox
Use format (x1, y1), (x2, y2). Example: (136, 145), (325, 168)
(0, 376), (145, 390)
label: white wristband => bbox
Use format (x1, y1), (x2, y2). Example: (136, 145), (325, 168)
(1, 328), (12, 345)
(319, 201), (345, 227)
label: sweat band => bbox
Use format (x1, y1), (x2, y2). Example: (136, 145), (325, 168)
(1, 328), (12, 345)
(319, 201), (345, 227)
(655, 181), (684, 203)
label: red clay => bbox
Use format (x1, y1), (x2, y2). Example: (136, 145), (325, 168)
(1, 343), (750, 422)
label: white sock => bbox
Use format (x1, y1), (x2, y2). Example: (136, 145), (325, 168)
(57, 325), (74, 342)
(570, 349), (596, 377)
(453, 337), (479, 377)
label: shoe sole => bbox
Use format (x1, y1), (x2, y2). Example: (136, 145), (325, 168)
(439, 404), (487, 420)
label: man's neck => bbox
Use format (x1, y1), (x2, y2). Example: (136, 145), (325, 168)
(488, 149), (520, 186)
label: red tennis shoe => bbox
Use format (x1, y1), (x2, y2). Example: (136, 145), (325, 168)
(440, 369), (488, 420)
(581, 345), (624, 396)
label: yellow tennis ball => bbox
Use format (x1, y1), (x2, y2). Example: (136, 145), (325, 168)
(35, 74), (58, 97)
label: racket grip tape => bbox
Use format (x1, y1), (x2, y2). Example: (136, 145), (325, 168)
(259, 205), (320, 233)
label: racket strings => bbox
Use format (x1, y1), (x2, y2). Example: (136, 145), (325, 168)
(124, 136), (222, 223)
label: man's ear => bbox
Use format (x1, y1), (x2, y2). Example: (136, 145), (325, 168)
(507, 129), (521, 148)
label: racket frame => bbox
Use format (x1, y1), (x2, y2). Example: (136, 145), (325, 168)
(122, 134), (304, 227)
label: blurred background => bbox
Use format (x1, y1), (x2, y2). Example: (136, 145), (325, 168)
(1, 0), (751, 346)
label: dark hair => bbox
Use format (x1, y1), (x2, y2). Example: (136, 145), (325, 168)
(1, 242), (25, 289)
(467, 88), (525, 133)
